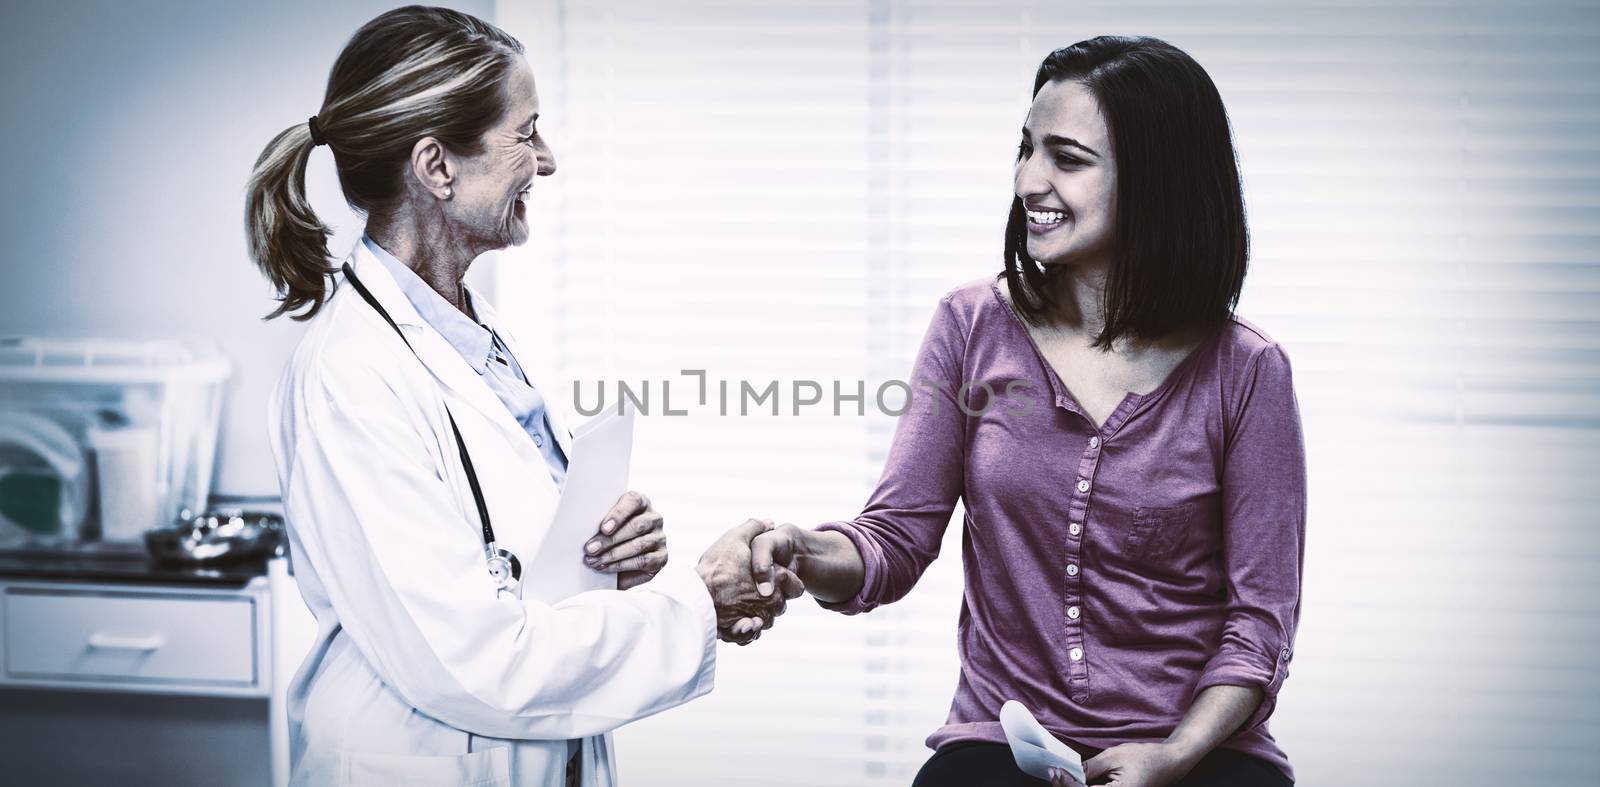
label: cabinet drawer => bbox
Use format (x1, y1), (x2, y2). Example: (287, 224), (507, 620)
(3, 589), (257, 686)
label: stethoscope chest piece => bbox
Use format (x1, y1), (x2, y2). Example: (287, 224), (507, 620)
(485, 543), (522, 593)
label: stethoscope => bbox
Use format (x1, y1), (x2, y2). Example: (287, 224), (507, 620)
(342, 263), (522, 594)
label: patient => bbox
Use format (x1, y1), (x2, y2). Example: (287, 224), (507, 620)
(727, 37), (1306, 787)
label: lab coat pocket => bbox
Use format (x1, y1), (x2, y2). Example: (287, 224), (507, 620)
(341, 747), (511, 787)
(1125, 503), (1196, 562)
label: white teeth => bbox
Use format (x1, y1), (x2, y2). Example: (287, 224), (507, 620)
(1027, 209), (1065, 225)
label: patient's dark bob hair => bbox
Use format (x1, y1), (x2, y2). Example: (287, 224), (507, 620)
(1004, 36), (1248, 349)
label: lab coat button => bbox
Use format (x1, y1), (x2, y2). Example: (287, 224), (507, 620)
(1076, 479), (1090, 493)
(1069, 647), (1084, 661)
(533, 434), (544, 447)
(1069, 523), (1082, 537)
(1088, 436), (1100, 449)
(1066, 563), (1078, 577)
(1067, 606), (1080, 619)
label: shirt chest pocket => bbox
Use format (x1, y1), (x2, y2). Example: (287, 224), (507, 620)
(1124, 502), (1198, 561)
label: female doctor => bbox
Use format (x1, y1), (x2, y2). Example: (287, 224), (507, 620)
(244, 6), (791, 786)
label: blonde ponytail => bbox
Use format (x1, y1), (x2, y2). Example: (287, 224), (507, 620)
(244, 121), (336, 321)
(242, 6), (523, 321)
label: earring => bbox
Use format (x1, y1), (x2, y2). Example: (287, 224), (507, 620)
(442, 188), (452, 199)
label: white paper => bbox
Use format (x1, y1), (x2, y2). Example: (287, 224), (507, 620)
(1001, 699), (1086, 784)
(520, 402), (635, 603)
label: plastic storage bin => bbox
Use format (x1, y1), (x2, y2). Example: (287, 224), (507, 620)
(0, 338), (231, 543)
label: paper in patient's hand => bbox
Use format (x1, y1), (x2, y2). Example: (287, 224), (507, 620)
(1001, 700), (1086, 783)
(521, 402), (635, 603)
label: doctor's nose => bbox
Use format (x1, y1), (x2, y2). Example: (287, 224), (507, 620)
(536, 142), (557, 177)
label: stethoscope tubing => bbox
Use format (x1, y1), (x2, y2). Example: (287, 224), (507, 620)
(341, 263), (517, 590)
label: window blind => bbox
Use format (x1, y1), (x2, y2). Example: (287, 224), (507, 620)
(494, 2), (1600, 785)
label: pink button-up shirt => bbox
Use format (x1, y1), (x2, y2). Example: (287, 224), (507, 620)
(818, 277), (1306, 781)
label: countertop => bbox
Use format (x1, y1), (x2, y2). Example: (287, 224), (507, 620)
(0, 542), (269, 587)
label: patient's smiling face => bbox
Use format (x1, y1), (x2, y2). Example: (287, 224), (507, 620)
(1013, 79), (1118, 269)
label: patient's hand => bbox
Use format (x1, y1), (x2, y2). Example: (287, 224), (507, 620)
(696, 519), (804, 645)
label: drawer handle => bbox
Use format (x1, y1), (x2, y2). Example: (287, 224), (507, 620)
(86, 633), (165, 652)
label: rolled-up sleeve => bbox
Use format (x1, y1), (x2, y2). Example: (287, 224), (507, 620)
(816, 295), (969, 614)
(1194, 344), (1306, 731)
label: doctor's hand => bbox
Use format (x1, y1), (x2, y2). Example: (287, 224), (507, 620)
(585, 491), (669, 591)
(696, 519), (804, 645)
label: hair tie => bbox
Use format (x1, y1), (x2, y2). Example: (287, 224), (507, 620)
(307, 115), (327, 147)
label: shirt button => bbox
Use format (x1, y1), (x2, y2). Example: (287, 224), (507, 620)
(1281, 646), (1292, 663)
(1076, 479), (1090, 493)
(533, 434), (544, 447)
(1088, 436), (1100, 449)
(1069, 523), (1082, 537)
(1068, 647), (1084, 661)
(1066, 564), (1079, 577)
(1067, 606), (1080, 620)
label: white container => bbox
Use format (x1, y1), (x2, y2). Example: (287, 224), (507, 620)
(0, 338), (231, 541)
(85, 425), (159, 541)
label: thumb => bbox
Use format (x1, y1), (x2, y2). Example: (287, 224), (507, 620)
(750, 532), (779, 596)
(773, 565), (806, 599)
(752, 528), (800, 597)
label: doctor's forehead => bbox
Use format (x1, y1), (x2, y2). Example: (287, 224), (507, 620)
(500, 59), (540, 127)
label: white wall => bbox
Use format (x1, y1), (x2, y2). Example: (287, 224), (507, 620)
(0, 0), (495, 497)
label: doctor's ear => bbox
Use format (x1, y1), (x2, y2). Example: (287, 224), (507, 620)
(409, 136), (455, 200)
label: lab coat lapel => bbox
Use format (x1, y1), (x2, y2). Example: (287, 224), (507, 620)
(347, 245), (529, 444)
(472, 295), (576, 462)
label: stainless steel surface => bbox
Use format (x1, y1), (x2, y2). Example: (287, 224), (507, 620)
(144, 509), (285, 566)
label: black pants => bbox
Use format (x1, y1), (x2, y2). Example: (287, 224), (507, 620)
(911, 742), (1292, 787)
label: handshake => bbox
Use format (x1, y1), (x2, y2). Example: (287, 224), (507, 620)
(693, 519), (811, 645)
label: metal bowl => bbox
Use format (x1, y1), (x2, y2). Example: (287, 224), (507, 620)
(143, 509), (285, 565)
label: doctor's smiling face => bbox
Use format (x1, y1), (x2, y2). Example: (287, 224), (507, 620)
(447, 57), (556, 251)
(1013, 79), (1117, 268)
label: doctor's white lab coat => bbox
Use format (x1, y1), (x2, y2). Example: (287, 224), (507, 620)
(267, 243), (716, 786)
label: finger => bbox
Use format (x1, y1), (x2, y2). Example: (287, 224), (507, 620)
(597, 550), (666, 576)
(591, 510), (662, 551)
(591, 530), (664, 568)
(587, 511), (663, 559)
(773, 565), (806, 599)
(597, 491), (650, 537)
(757, 597), (787, 630)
